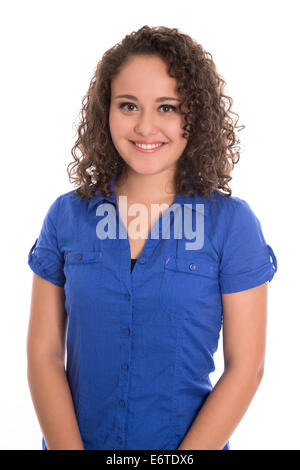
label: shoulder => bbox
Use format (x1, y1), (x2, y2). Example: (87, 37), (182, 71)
(203, 190), (253, 222)
(186, 190), (255, 233)
(40, 190), (89, 236)
(209, 190), (250, 210)
(211, 192), (267, 258)
(203, 192), (263, 255)
(55, 189), (82, 204)
(49, 189), (88, 215)
(216, 191), (261, 228)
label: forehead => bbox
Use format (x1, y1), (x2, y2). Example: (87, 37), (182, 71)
(111, 55), (179, 97)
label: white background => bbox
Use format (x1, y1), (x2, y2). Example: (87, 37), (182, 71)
(1, 0), (298, 450)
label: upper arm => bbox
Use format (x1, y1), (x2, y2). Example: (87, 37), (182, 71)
(27, 273), (67, 363)
(216, 197), (277, 375)
(27, 195), (67, 361)
(221, 282), (268, 375)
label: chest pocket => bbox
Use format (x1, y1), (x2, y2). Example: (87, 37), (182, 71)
(64, 250), (104, 300)
(65, 250), (103, 265)
(159, 256), (221, 321)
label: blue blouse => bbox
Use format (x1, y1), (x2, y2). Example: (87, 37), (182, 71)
(27, 177), (278, 450)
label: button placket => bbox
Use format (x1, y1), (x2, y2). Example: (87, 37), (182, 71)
(115, 287), (133, 448)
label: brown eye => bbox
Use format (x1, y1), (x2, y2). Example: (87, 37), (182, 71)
(118, 102), (176, 113)
(160, 105), (176, 113)
(119, 102), (137, 112)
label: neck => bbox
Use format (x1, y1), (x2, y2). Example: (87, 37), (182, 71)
(114, 167), (177, 204)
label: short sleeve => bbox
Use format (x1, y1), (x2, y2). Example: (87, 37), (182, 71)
(27, 196), (66, 287)
(219, 198), (278, 294)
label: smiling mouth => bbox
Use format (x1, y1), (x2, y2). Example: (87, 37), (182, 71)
(129, 140), (168, 153)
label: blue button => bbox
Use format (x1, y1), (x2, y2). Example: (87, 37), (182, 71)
(189, 263), (196, 271)
(76, 253), (83, 260)
(119, 399), (125, 407)
(139, 257), (145, 264)
(121, 363), (128, 370)
(123, 328), (130, 335)
(125, 293), (131, 301)
(116, 436), (122, 444)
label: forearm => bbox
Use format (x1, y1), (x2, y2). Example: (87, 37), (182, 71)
(27, 354), (85, 450)
(177, 367), (263, 450)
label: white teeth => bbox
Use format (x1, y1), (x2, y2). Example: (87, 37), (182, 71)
(134, 142), (164, 149)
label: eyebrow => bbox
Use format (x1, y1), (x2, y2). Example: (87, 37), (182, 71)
(114, 94), (180, 102)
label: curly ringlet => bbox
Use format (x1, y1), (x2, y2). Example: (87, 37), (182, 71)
(67, 25), (245, 202)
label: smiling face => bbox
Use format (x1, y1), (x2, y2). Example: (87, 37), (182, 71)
(109, 55), (188, 180)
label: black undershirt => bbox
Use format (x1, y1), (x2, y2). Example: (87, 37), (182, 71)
(131, 258), (137, 272)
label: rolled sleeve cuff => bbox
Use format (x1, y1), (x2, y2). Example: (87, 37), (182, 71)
(28, 239), (65, 287)
(219, 244), (278, 294)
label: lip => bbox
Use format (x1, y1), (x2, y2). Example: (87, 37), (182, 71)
(131, 140), (167, 144)
(129, 140), (167, 153)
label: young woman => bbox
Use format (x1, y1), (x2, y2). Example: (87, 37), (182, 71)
(27, 25), (278, 450)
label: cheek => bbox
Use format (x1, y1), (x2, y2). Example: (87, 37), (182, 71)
(167, 116), (186, 137)
(109, 110), (127, 140)
(108, 109), (116, 137)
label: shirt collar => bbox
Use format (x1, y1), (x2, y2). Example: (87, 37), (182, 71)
(87, 175), (117, 212)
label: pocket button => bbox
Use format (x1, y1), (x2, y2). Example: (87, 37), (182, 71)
(76, 253), (83, 261)
(189, 263), (196, 271)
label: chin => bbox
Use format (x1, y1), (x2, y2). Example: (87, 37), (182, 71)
(134, 165), (169, 176)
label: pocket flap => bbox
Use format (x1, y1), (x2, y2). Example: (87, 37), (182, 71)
(65, 250), (103, 264)
(165, 256), (218, 279)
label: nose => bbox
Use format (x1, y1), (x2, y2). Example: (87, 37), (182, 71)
(134, 109), (159, 136)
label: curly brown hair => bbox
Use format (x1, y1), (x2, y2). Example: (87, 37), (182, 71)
(67, 25), (245, 202)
